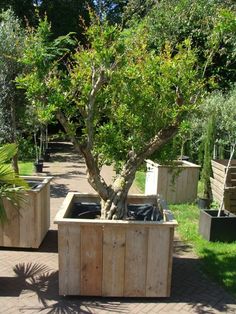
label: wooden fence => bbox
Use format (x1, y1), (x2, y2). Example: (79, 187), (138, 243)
(211, 160), (236, 213)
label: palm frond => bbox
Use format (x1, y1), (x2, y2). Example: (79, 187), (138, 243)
(0, 144), (29, 223)
(0, 143), (18, 164)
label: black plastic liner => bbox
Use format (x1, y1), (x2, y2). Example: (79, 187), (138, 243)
(71, 202), (163, 221)
(27, 181), (41, 189)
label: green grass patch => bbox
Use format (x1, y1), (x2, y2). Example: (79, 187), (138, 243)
(170, 204), (236, 297)
(135, 171), (146, 193)
(18, 161), (34, 176)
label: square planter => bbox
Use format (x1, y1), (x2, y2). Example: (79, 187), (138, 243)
(55, 193), (178, 297)
(145, 159), (200, 204)
(0, 176), (52, 248)
(199, 209), (236, 242)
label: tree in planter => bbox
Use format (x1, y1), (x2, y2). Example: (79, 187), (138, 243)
(18, 17), (209, 219)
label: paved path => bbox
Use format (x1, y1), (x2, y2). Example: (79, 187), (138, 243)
(0, 142), (236, 313)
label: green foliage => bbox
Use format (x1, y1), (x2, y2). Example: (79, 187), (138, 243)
(18, 161), (34, 175)
(145, 0), (236, 89)
(201, 115), (215, 198)
(0, 9), (26, 144)
(191, 86), (236, 164)
(0, 0), (37, 26)
(171, 203), (236, 297)
(18, 16), (202, 171)
(39, 0), (92, 40)
(0, 144), (28, 223)
(17, 138), (35, 161)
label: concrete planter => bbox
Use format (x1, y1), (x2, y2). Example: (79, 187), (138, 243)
(0, 176), (52, 248)
(145, 160), (200, 204)
(199, 209), (236, 243)
(55, 193), (177, 297)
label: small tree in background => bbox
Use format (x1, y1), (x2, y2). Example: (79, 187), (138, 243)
(0, 9), (26, 173)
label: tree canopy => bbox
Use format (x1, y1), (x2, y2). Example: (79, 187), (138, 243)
(18, 15), (204, 218)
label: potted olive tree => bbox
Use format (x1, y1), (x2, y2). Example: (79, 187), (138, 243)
(18, 15), (212, 296)
(198, 89), (236, 242)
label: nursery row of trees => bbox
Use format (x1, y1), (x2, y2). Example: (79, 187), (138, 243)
(0, 0), (236, 217)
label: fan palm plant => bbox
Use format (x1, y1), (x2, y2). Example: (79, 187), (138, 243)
(0, 143), (28, 223)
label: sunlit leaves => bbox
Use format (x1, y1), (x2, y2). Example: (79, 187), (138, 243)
(0, 143), (28, 223)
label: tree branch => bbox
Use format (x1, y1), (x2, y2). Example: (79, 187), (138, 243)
(86, 67), (106, 149)
(56, 109), (110, 201)
(123, 124), (180, 177)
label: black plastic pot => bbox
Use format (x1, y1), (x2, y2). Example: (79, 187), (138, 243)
(199, 209), (236, 242)
(43, 151), (50, 162)
(197, 197), (211, 209)
(34, 162), (43, 173)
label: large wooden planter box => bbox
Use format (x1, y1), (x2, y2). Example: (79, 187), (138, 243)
(199, 209), (236, 243)
(211, 160), (236, 213)
(0, 176), (52, 248)
(145, 160), (200, 204)
(55, 193), (177, 297)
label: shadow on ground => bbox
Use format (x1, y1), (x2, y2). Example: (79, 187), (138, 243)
(47, 142), (84, 163)
(0, 254), (234, 314)
(50, 183), (71, 198)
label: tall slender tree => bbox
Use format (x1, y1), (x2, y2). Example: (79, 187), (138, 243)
(0, 9), (26, 173)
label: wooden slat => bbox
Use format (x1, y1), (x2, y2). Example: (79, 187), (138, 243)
(124, 226), (148, 296)
(211, 160), (227, 172)
(157, 167), (168, 200)
(19, 191), (35, 247)
(146, 227), (171, 297)
(102, 225), (125, 296)
(212, 172), (226, 185)
(212, 190), (222, 204)
(212, 166), (226, 179)
(58, 223), (81, 295)
(210, 177), (224, 192)
(80, 225), (103, 296)
(2, 199), (20, 247)
(185, 167), (199, 203)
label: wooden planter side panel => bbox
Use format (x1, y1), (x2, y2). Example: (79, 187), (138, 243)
(58, 222), (174, 297)
(146, 227), (173, 297)
(146, 160), (200, 204)
(80, 224), (103, 296)
(211, 160), (236, 213)
(0, 177), (51, 248)
(102, 226), (126, 296)
(58, 223), (81, 295)
(36, 182), (51, 247)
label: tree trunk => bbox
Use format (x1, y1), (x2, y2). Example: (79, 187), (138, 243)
(10, 95), (19, 174)
(101, 170), (136, 219)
